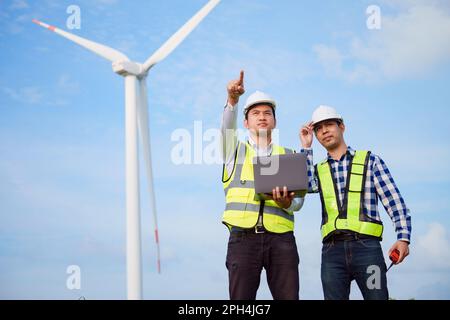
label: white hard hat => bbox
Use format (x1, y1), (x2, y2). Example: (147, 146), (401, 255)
(311, 105), (343, 126)
(243, 91), (276, 116)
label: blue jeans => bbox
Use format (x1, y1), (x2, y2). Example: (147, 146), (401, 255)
(321, 238), (388, 300)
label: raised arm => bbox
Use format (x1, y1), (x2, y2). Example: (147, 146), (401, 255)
(221, 70), (245, 165)
(300, 121), (319, 193)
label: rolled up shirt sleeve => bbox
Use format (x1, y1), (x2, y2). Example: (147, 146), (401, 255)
(373, 155), (412, 242)
(285, 196), (305, 213)
(300, 147), (319, 193)
(221, 101), (238, 175)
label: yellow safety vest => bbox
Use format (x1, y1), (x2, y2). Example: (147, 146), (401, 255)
(317, 150), (383, 241)
(222, 141), (295, 233)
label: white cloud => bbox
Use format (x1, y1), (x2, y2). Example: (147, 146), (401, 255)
(33, 46), (50, 53)
(314, 2), (450, 81)
(9, 0), (29, 10)
(313, 44), (343, 76)
(150, 36), (311, 125)
(6, 23), (24, 34)
(1, 74), (79, 106)
(395, 222), (450, 277)
(1, 86), (43, 104)
(114, 34), (138, 56)
(381, 0), (450, 11)
(0, 10), (35, 35)
(90, 0), (119, 12)
(15, 13), (31, 23)
(57, 74), (79, 93)
(95, 0), (118, 4)
(372, 144), (450, 184)
(416, 223), (450, 269)
(1, 85), (70, 106)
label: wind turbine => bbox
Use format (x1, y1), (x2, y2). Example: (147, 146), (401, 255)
(33, 0), (221, 300)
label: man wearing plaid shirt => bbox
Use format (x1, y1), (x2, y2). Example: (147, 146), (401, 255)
(300, 105), (411, 300)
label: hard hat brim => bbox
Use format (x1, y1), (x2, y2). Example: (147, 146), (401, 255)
(243, 101), (276, 116)
(312, 117), (343, 128)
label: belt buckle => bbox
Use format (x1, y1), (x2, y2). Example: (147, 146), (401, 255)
(255, 226), (265, 234)
(344, 233), (359, 241)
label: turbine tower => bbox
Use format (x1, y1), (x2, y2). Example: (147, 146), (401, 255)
(33, 0), (221, 300)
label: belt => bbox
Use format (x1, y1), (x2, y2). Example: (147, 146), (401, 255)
(325, 232), (376, 242)
(231, 225), (267, 234)
(231, 226), (294, 235)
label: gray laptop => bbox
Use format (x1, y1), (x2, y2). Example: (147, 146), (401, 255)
(253, 152), (308, 199)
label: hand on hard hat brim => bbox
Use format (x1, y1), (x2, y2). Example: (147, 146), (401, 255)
(304, 121), (314, 131)
(300, 122), (313, 136)
(299, 121), (314, 149)
(312, 118), (342, 129)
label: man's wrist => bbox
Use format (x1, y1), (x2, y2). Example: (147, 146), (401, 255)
(224, 100), (238, 111)
(397, 234), (411, 243)
(274, 200), (289, 209)
(227, 97), (239, 106)
(282, 199), (292, 209)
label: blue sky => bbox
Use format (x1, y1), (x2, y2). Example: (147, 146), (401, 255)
(1, 0), (450, 299)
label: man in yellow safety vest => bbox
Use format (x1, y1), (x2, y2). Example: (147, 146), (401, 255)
(221, 70), (304, 300)
(300, 105), (412, 300)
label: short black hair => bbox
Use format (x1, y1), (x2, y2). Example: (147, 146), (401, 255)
(244, 104), (276, 120)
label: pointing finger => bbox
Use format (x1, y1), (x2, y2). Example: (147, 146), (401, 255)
(239, 70), (244, 85)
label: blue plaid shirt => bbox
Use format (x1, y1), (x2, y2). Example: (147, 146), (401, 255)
(302, 146), (411, 242)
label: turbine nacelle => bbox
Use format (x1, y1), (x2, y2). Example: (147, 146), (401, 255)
(112, 60), (143, 77)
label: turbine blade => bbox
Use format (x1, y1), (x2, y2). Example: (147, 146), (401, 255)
(137, 78), (161, 274)
(142, 0), (220, 72)
(32, 19), (129, 62)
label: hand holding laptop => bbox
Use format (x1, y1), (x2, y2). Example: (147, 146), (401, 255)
(253, 152), (308, 202)
(264, 186), (296, 209)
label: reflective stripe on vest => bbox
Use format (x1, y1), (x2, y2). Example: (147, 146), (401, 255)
(317, 150), (383, 240)
(222, 141), (295, 233)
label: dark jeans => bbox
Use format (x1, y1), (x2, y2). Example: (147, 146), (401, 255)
(321, 237), (388, 300)
(225, 231), (299, 300)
